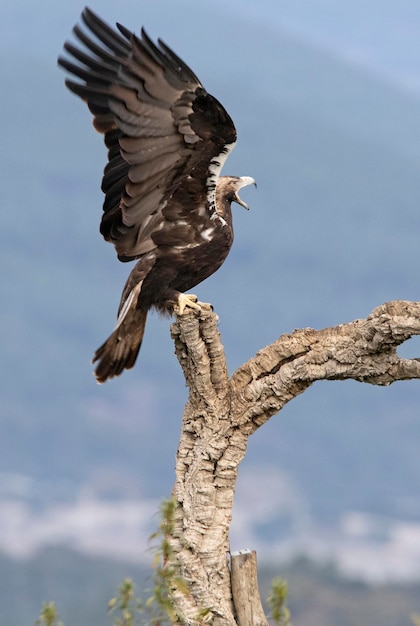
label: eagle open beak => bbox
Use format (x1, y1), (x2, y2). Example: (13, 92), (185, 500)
(234, 176), (257, 210)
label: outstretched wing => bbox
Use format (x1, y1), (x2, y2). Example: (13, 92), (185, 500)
(58, 8), (237, 261)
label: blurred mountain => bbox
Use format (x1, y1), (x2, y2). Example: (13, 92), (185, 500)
(1, 1), (420, 579)
(2, 548), (420, 626)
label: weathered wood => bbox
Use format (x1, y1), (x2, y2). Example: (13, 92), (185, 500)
(231, 550), (269, 626)
(165, 300), (420, 624)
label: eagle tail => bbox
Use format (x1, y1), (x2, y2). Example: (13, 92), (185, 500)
(92, 308), (148, 384)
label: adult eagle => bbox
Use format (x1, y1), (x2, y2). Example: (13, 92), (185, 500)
(58, 8), (255, 383)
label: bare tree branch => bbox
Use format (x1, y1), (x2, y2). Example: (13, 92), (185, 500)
(166, 300), (420, 624)
(232, 300), (420, 430)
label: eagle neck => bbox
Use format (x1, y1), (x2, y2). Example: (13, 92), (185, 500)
(206, 142), (236, 220)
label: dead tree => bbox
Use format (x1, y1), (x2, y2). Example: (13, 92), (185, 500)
(163, 300), (420, 625)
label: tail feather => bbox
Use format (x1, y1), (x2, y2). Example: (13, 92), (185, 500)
(92, 308), (147, 383)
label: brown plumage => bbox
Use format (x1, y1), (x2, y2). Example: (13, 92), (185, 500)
(58, 8), (255, 383)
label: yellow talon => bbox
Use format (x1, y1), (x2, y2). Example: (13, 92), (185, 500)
(176, 294), (213, 315)
(177, 293), (201, 315)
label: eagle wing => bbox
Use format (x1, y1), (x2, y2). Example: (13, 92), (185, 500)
(58, 8), (237, 261)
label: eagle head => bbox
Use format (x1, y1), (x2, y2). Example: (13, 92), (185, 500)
(218, 175), (256, 210)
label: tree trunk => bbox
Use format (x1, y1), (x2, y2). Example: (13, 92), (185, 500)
(164, 300), (420, 624)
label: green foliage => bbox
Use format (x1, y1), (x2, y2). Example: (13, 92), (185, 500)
(107, 578), (143, 626)
(35, 602), (64, 626)
(146, 497), (189, 625)
(267, 577), (291, 626)
(105, 498), (185, 626)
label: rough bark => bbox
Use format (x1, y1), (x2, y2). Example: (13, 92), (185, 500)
(166, 300), (420, 624)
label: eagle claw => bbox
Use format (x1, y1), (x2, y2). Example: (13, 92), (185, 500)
(176, 293), (211, 315)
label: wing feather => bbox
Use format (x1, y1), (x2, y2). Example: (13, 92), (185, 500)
(81, 8), (130, 56)
(58, 8), (237, 260)
(129, 152), (181, 183)
(119, 134), (182, 159)
(71, 23), (126, 64)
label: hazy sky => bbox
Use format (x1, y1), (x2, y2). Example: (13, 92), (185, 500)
(2, 0), (420, 94)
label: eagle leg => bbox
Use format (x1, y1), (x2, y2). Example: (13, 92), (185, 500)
(175, 293), (210, 315)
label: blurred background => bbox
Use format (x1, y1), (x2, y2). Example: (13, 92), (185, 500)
(1, 0), (420, 623)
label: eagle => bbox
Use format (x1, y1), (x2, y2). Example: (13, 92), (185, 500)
(58, 8), (255, 383)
